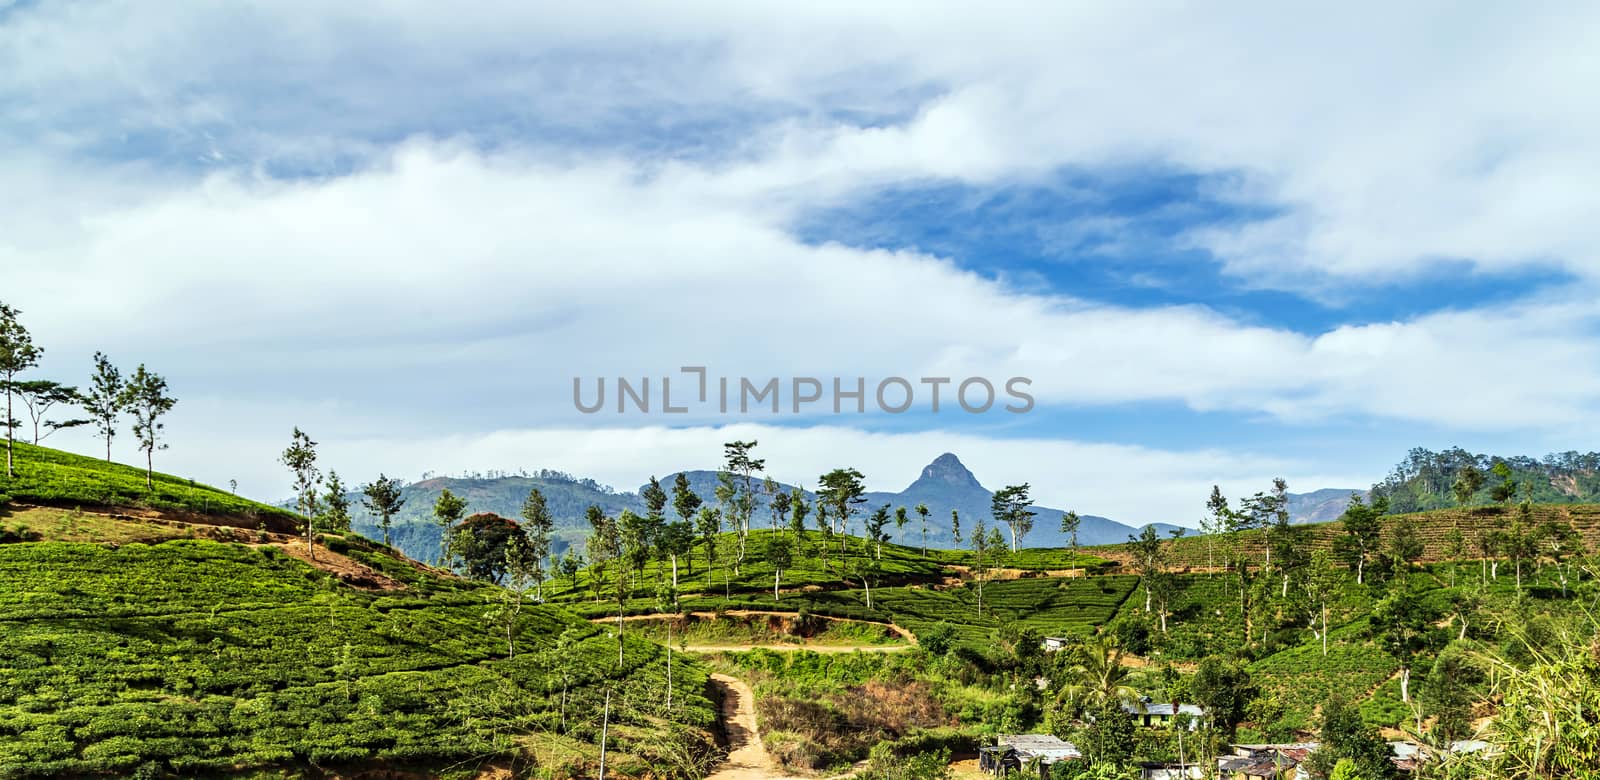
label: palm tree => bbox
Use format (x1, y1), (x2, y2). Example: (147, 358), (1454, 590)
(1058, 634), (1141, 716)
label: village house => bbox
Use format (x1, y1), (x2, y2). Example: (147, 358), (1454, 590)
(1218, 743), (1319, 779)
(1121, 696), (1205, 729)
(980, 734), (1082, 778)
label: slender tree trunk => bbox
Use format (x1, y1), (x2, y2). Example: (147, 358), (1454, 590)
(598, 688), (611, 778)
(666, 621), (673, 711)
(145, 447), (153, 490)
(1321, 603), (1328, 656)
(1400, 666), (1410, 703)
(774, 568), (781, 601)
(1357, 557), (1364, 585)
(106, 431), (112, 462)
(4, 387), (12, 479)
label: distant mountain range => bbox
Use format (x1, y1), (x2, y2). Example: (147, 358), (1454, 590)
(331, 452), (1357, 563)
(1285, 487), (1367, 524)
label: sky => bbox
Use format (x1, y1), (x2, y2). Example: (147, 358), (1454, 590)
(4, 2), (1600, 527)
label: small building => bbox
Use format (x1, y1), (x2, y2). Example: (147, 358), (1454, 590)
(1221, 743), (1319, 780)
(1042, 636), (1072, 652)
(1122, 696), (1205, 729)
(1139, 761), (1205, 779)
(986, 734), (1082, 777)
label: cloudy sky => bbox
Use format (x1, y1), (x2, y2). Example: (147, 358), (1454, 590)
(5, 2), (1599, 526)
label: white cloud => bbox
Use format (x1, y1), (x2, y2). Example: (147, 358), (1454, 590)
(6, 2), (1600, 522)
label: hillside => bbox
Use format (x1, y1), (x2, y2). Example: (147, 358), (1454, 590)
(1090, 501), (1600, 571)
(1372, 446), (1600, 513)
(0, 441), (300, 532)
(0, 445), (719, 778)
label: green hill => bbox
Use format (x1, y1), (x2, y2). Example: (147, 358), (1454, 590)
(0, 445), (719, 778)
(0, 441), (300, 531)
(1372, 446), (1600, 513)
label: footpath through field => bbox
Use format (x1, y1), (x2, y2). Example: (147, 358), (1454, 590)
(705, 674), (808, 780)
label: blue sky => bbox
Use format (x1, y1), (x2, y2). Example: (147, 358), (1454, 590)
(5, 2), (1600, 525)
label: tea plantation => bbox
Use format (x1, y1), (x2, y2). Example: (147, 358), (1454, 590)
(0, 538), (718, 778)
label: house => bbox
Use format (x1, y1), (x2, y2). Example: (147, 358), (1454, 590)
(1139, 761), (1205, 779)
(1220, 743), (1319, 780)
(1122, 696), (1205, 729)
(984, 734), (1082, 777)
(1042, 636), (1072, 652)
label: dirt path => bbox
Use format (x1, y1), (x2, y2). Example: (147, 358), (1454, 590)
(606, 609), (919, 641)
(686, 643), (913, 654)
(706, 674), (810, 780)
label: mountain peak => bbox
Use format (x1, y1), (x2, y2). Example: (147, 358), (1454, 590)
(910, 452), (984, 492)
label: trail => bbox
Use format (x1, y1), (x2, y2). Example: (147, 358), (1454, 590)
(705, 674), (808, 780)
(607, 609), (917, 641)
(685, 643), (912, 654)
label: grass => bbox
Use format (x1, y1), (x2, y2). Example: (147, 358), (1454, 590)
(0, 441), (300, 528)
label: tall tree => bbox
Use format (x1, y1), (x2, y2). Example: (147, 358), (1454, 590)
(83, 352), (125, 462)
(767, 532), (793, 601)
(498, 536), (536, 659)
(638, 477), (668, 581)
(1489, 461), (1519, 505)
(1130, 525), (1165, 614)
(970, 515), (992, 617)
(658, 519), (694, 590)
(1305, 548), (1341, 656)
(520, 487), (554, 599)
(1191, 655), (1257, 744)
(893, 505), (909, 545)
(1385, 515), (1424, 578)
(991, 483), (1036, 551)
(722, 440), (765, 572)
(280, 427), (322, 559)
(1334, 494), (1382, 584)
(1371, 587), (1437, 703)
(671, 471), (702, 522)
(788, 488), (811, 540)
(1452, 464), (1484, 508)
(0, 302), (42, 479)
(765, 476), (789, 533)
(360, 474), (406, 548)
(670, 471), (702, 575)
(14, 380), (87, 444)
(585, 505), (625, 665)
(914, 502), (930, 557)
(950, 509), (961, 545)
(431, 488), (468, 567)
(321, 471), (351, 532)
(1061, 510), (1082, 574)
(119, 364), (176, 490)
(695, 506), (721, 572)
(865, 504), (892, 559)
(816, 467), (867, 548)
(1202, 485), (1231, 575)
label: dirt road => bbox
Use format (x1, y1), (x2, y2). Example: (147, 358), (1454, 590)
(705, 674), (810, 780)
(686, 643), (912, 654)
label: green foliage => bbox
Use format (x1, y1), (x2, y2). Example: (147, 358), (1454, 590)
(0, 539), (716, 776)
(1307, 695), (1396, 779)
(0, 441), (298, 523)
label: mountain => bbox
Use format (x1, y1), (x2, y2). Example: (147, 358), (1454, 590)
(353, 453), (1188, 561)
(347, 471), (641, 562)
(864, 453), (1188, 547)
(1286, 488), (1367, 524)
